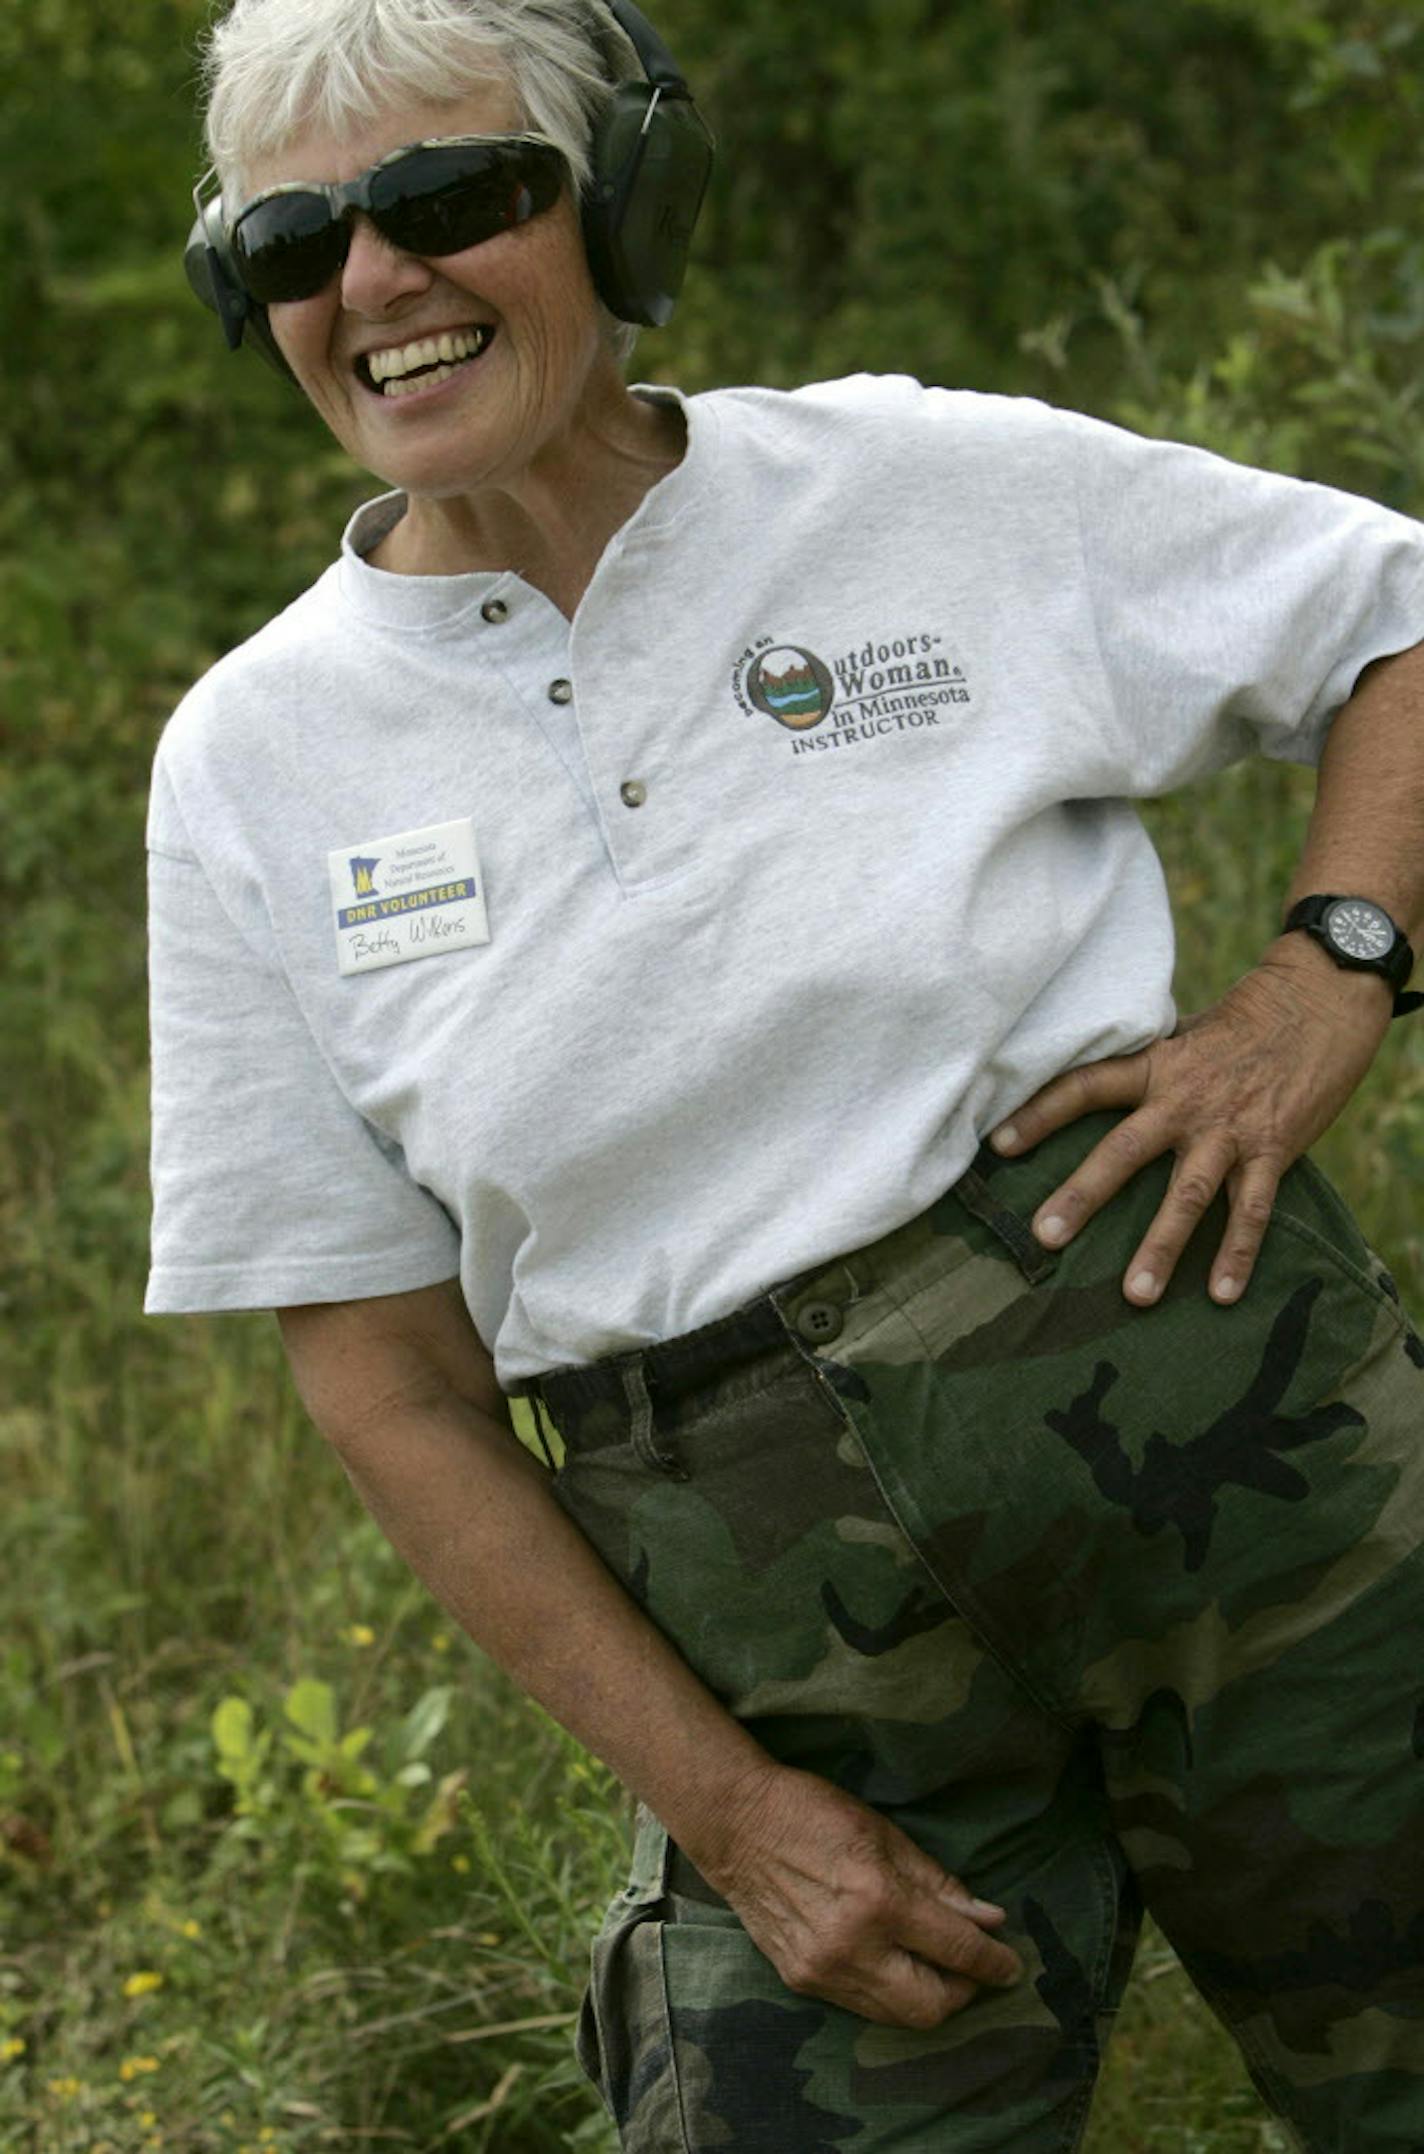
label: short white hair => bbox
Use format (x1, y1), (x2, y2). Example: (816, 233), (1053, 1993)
(201, 0), (636, 201)
(201, 0), (643, 357)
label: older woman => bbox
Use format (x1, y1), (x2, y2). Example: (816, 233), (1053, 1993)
(151, 1), (1424, 2146)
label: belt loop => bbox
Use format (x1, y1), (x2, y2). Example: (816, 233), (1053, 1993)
(955, 1161), (1058, 1285)
(619, 1355), (686, 1479)
(621, 1356), (655, 1457)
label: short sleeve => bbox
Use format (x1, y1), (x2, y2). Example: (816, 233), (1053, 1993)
(1062, 408), (1424, 792)
(146, 829), (462, 1316)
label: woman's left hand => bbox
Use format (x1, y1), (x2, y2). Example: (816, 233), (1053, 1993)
(988, 936), (1394, 1307)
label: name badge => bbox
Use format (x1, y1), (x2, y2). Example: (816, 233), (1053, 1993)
(328, 816), (490, 976)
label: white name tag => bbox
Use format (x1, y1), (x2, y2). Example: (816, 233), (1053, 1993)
(328, 815), (490, 976)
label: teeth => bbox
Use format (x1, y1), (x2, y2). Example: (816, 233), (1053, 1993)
(368, 326), (489, 387)
(384, 360), (461, 399)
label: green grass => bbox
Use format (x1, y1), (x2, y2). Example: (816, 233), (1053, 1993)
(1, 1297), (628, 2151)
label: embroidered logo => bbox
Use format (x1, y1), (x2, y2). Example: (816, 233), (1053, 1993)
(732, 628), (971, 757)
(746, 646), (835, 730)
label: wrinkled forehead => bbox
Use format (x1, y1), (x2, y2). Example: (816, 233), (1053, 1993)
(233, 78), (525, 203)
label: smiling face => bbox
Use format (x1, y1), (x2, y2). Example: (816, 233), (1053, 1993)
(243, 81), (616, 505)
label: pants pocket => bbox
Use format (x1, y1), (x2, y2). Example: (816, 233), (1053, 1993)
(577, 1807), (687, 2152)
(656, 1884), (1118, 2154)
(1273, 1152), (1421, 1331)
(659, 1918), (854, 2153)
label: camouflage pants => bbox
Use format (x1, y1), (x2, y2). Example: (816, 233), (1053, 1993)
(530, 1115), (1424, 2152)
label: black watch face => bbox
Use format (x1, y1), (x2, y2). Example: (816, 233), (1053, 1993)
(1325, 899), (1394, 962)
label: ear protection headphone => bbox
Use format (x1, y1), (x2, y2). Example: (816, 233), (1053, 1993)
(184, 0), (713, 379)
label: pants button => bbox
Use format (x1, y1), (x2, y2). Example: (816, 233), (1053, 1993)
(796, 1300), (843, 1344)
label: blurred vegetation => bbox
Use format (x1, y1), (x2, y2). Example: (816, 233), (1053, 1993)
(1, 0), (1420, 2145)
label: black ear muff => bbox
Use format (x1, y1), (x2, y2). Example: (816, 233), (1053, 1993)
(583, 0), (713, 326)
(583, 80), (713, 325)
(184, 186), (298, 381)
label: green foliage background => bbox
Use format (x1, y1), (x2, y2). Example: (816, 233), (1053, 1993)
(2, 0), (1421, 2147)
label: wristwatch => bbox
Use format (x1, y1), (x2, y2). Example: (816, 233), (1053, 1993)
(1283, 894), (1422, 1016)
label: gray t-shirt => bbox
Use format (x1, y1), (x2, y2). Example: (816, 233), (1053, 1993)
(146, 375), (1424, 1382)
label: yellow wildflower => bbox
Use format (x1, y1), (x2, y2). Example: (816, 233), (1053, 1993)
(47, 2076), (83, 2099)
(477, 1930), (500, 1945)
(181, 1919), (202, 1939)
(139, 2112), (158, 2128)
(123, 1971), (164, 1999)
(345, 1624), (376, 1647)
(119, 2055), (161, 2081)
(431, 1631), (451, 1653)
(450, 1855), (470, 1874)
(1, 2037), (25, 2062)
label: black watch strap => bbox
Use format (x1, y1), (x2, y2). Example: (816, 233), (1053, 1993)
(1283, 895), (1422, 1018)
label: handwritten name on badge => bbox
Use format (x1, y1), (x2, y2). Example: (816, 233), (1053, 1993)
(327, 816), (490, 976)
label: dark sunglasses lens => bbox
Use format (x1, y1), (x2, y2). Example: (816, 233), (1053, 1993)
(371, 143), (563, 255)
(234, 194), (345, 302)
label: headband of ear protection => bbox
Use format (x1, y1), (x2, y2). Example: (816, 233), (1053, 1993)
(183, 0), (712, 379)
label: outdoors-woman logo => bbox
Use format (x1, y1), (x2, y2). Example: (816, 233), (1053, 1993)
(747, 646), (835, 730)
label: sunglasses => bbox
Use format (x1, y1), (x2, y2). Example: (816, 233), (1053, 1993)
(229, 133), (567, 304)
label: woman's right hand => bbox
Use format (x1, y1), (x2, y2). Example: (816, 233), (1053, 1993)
(692, 1761), (1022, 2029)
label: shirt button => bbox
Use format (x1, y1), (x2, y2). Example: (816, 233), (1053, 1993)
(480, 597), (509, 624)
(548, 678), (574, 705)
(619, 780), (647, 808)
